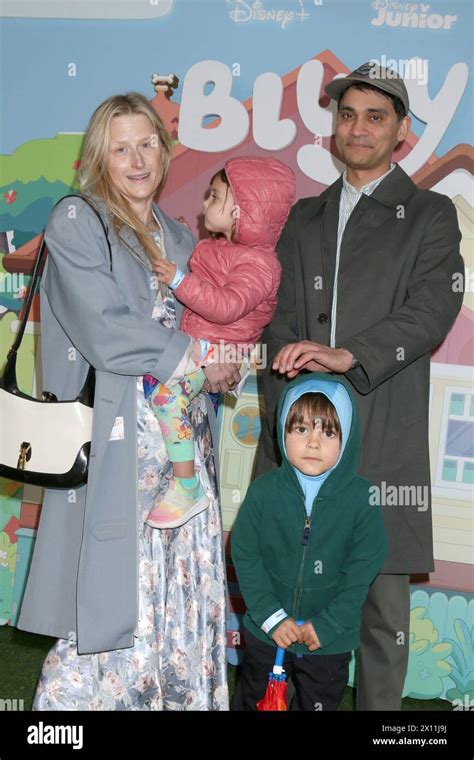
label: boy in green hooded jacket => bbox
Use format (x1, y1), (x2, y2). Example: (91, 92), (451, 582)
(232, 373), (387, 710)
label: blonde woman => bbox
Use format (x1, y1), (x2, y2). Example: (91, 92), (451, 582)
(17, 93), (239, 710)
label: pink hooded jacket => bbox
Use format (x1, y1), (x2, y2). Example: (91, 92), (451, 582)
(175, 156), (296, 345)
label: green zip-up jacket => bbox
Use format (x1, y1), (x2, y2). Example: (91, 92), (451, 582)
(232, 372), (387, 655)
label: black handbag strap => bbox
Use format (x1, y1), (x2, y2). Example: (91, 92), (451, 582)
(7, 194), (112, 361)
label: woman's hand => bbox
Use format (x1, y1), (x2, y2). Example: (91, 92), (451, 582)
(202, 362), (241, 393)
(153, 259), (177, 285)
(272, 342), (354, 377)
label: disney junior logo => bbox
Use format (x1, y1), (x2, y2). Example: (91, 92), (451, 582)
(371, 1), (457, 30)
(226, 0), (311, 30)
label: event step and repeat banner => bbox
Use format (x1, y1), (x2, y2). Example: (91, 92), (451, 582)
(0, 0), (472, 704)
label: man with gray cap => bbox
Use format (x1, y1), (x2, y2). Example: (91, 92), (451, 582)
(254, 62), (464, 710)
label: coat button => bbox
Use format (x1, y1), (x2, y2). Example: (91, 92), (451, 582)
(317, 313), (328, 324)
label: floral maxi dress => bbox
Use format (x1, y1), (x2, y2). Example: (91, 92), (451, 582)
(32, 285), (229, 711)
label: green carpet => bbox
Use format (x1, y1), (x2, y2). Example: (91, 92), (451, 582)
(0, 626), (452, 711)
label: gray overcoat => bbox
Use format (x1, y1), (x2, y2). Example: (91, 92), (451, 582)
(17, 196), (219, 654)
(255, 165), (464, 574)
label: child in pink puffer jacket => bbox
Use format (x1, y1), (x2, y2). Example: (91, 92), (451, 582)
(144, 156), (295, 530)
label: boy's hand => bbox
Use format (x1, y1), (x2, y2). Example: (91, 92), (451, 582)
(153, 258), (177, 285)
(271, 618), (302, 649)
(299, 621), (321, 651)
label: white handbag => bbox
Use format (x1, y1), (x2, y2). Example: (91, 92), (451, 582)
(0, 195), (111, 488)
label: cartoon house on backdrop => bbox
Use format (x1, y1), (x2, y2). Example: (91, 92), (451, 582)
(1, 52), (472, 700)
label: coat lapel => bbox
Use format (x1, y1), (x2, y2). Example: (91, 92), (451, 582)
(298, 166), (417, 324)
(86, 204), (193, 504)
(296, 180), (341, 337)
(319, 181), (341, 310)
(116, 204), (188, 320)
(354, 164), (418, 230)
(151, 204), (188, 325)
(152, 204), (186, 268)
(370, 163), (417, 208)
(117, 225), (150, 269)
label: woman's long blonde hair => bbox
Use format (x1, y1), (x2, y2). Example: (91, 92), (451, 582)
(78, 92), (173, 270)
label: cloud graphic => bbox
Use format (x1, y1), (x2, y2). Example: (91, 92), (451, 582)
(1, 0), (174, 20)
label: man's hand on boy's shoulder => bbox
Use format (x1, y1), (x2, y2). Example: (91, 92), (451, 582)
(299, 621), (321, 652)
(271, 618), (302, 649)
(272, 341), (355, 377)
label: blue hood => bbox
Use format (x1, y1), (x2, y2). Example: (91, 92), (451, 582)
(278, 374), (357, 513)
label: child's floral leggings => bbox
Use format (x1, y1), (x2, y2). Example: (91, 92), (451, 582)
(148, 370), (206, 463)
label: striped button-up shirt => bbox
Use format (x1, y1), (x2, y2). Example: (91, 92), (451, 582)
(329, 163), (396, 347)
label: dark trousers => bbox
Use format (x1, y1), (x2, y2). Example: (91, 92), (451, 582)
(233, 628), (350, 711)
(356, 574), (410, 711)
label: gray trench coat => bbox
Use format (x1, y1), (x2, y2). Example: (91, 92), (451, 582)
(255, 165), (463, 573)
(17, 196), (219, 654)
